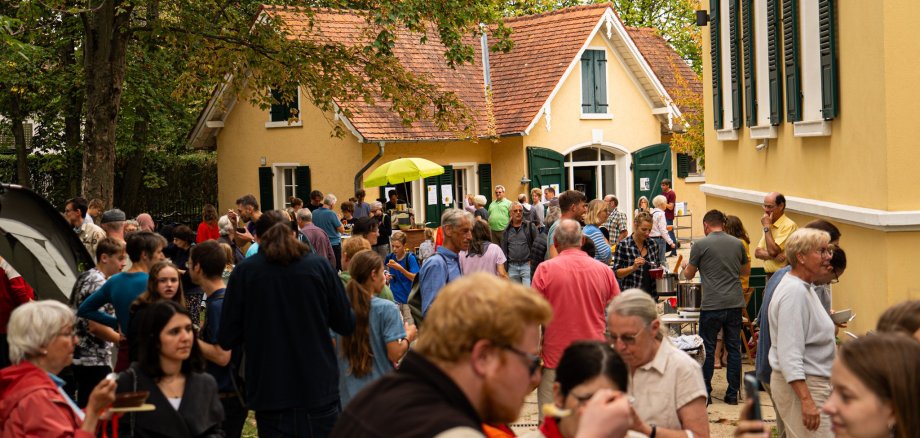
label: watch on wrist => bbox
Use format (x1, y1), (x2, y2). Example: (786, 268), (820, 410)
(762, 227), (770, 233)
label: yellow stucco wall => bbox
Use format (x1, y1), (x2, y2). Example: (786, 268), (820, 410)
(216, 87), (362, 213)
(700, 1), (920, 332)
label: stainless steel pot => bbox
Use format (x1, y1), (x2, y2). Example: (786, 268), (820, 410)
(677, 282), (703, 311)
(656, 272), (679, 295)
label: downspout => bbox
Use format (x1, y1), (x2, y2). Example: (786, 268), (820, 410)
(355, 142), (385, 193)
(480, 25), (492, 90)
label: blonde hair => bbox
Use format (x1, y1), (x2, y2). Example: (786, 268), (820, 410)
(390, 230), (407, 245)
(473, 195), (487, 208)
(784, 228), (830, 268)
(415, 273), (552, 362)
(342, 237), (372, 266)
(7, 301), (75, 364)
(652, 195), (667, 209)
(585, 199), (608, 226)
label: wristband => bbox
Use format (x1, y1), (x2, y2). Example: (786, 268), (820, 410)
(649, 424), (657, 438)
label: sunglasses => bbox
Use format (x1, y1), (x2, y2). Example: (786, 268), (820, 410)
(501, 344), (542, 375)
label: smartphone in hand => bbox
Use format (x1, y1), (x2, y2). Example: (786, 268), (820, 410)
(744, 374), (762, 420)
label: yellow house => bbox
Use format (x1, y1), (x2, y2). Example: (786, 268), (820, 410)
(189, 4), (704, 236)
(701, 0), (920, 333)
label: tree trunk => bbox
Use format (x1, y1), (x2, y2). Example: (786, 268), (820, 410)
(62, 36), (84, 197)
(81, 0), (132, 208)
(8, 94), (30, 188)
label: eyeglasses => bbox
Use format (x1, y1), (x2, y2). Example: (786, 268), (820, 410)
(501, 345), (542, 375)
(606, 328), (645, 346)
(816, 247), (834, 257)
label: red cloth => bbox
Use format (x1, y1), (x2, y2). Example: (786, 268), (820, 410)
(482, 423), (516, 438)
(435, 226), (444, 249)
(0, 361), (93, 437)
(664, 189), (676, 221)
(531, 249), (619, 368)
(539, 416), (565, 438)
(0, 260), (33, 334)
(196, 222), (221, 243)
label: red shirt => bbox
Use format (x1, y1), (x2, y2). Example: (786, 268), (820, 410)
(664, 189), (676, 221)
(532, 249), (619, 368)
(196, 222), (221, 243)
(0, 260), (33, 334)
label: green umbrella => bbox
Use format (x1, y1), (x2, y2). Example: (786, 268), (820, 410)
(363, 157), (444, 187)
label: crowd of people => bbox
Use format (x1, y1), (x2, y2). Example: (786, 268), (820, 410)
(0, 185), (917, 438)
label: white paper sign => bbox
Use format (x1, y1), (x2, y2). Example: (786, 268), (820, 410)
(384, 186), (397, 199)
(640, 178), (650, 191)
(541, 184), (560, 194)
(441, 185), (453, 206)
(427, 185), (438, 205)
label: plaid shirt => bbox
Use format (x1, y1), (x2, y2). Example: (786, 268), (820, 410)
(612, 236), (662, 291)
(603, 209), (628, 243)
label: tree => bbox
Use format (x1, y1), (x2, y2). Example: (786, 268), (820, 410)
(7, 0), (518, 207)
(611, 0), (702, 74)
(668, 62), (704, 166)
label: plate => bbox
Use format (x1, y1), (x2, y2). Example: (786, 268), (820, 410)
(110, 404), (155, 413)
(830, 309), (852, 325)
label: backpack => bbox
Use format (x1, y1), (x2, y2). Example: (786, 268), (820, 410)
(406, 253), (450, 328)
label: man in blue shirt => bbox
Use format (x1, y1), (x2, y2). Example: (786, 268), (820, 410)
(313, 193), (346, 271)
(418, 209), (472, 315)
(190, 240), (247, 438)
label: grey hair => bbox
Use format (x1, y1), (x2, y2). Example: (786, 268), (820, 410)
(544, 206), (562, 228)
(553, 219), (582, 249)
(323, 193), (337, 207)
(217, 215), (233, 236)
(441, 208), (473, 230)
(370, 201), (383, 211)
(7, 300), (75, 364)
(295, 208), (313, 222)
(473, 195), (487, 207)
(652, 195), (667, 209)
(785, 228), (830, 268)
(494, 185), (506, 191)
(607, 289), (663, 340)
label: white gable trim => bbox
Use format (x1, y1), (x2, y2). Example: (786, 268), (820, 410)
(523, 8), (681, 135)
(334, 103), (366, 143)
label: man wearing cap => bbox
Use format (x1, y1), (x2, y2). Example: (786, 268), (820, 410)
(65, 197), (107, 263)
(100, 209), (127, 244)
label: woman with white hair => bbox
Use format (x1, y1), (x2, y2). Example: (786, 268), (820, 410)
(768, 228), (836, 437)
(472, 195), (489, 222)
(606, 289), (710, 438)
(0, 300), (116, 436)
(216, 215), (244, 265)
(649, 195), (675, 263)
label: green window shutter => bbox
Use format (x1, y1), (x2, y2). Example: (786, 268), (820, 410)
(767, 0), (784, 125)
(478, 164), (492, 205)
(594, 51), (608, 113)
(294, 166), (311, 202)
(581, 51), (596, 113)
(269, 88), (298, 122)
(676, 153), (691, 178)
(783, 0), (802, 122)
(729, 0), (743, 129)
(424, 175), (440, 226)
(710, 0), (724, 130)
(258, 167), (274, 210)
(742, 0), (756, 126)
(819, 0), (838, 119)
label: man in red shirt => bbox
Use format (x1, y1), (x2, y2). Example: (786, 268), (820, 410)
(661, 179), (678, 257)
(531, 219), (620, 419)
(0, 257), (35, 368)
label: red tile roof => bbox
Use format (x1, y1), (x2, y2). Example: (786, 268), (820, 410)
(256, 4), (700, 141)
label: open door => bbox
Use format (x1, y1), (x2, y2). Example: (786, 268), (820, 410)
(632, 143), (672, 205)
(527, 147), (566, 194)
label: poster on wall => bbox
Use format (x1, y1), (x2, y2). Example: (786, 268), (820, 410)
(640, 178), (650, 191)
(441, 185), (453, 206)
(427, 185), (438, 205)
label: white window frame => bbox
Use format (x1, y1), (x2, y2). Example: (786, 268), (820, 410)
(272, 163), (300, 210)
(265, 87), (304, 128)
(793, 0), (831, 137)
(685, 157), (706, 183)
(580, 47), (614, 120)
(749, 0), (778, 139)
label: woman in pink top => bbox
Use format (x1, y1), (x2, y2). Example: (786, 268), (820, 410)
(459, 219), (507, 278)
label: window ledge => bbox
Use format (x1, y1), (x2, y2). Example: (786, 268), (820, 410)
(265, 120), (303, 129)
(580, 113), (614, 120)
(749, 125), (778, 139)
(793, 120), (832, 137)
(684, 175), (706, 183)
(716, 128), (739, 141)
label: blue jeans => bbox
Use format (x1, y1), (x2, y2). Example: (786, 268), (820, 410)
(256, 401), (340, 438)
(700, 308), (742, 399)
(508, 262), (531, 287)
(666, 218), (678, 255)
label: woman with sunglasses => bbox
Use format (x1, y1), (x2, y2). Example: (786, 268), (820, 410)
(522, 340), (629, 438)
(606, 290), (710, 438)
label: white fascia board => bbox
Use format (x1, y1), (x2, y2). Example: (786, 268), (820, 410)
(701, 184), (920, 231)
(333, 102), (366, 143)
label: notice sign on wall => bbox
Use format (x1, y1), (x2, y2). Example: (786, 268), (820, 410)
(427, 185), (438, 205)
(640, 178), (650, 191)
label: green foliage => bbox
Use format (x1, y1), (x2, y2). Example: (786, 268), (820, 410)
(612, 0), (702, 74)
(668, 63), (704, 167)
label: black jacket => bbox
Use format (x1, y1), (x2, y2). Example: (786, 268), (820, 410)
(116, 363), (224, 437)
(331, 351), (483, 438)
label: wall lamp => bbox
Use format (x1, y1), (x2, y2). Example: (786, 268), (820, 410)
(520, 175), (532, 185)
(696, 10), (709, 26)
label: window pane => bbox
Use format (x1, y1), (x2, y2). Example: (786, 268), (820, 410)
(600, 149), (616, 161)
(571, 148), (597, 162)
(284, 168), (293, 185)
(602, 165), (616, 198)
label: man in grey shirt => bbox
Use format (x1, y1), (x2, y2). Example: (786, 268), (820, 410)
(681, 209), (750, 405)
